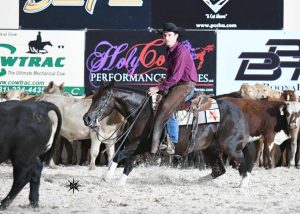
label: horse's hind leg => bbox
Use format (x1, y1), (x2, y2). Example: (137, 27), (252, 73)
(197, 146), (226, 184)
(227, 145), (252, 188)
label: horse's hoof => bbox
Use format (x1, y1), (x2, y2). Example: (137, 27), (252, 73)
(101, 176), (109, 182)
(196, 174), (213, 184)
(117, 181), (126, 186)
(101, 173), (113, 182)
(239, 176), (250, 188)
(117, 175), (128, 186)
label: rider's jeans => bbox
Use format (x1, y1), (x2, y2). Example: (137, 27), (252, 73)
(166, 88), (195, 144)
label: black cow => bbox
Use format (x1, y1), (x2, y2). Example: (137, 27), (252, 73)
(0, 101), (62, 210)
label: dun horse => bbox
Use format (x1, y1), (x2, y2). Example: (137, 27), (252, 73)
(83, 83), (253, 187)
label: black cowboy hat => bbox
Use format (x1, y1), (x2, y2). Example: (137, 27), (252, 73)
(148, 22), (184, 35)
(162, 22), (184, 33)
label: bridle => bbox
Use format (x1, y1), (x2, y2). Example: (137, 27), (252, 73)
(90, 89), (151, 159)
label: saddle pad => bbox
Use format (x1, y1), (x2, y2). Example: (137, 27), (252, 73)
(177, 99), (220, 126)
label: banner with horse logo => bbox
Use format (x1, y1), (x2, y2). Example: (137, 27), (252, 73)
(84, 30), (216, 95)
(0, 30), (85, 95)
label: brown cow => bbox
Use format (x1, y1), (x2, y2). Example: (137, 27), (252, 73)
(280, 90), (297, 101)
(218, 97), (289, 169)
(262, 90), (300, 168)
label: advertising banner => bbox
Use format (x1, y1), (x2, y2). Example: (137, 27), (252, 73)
(217, 30), (300, 95)
(0, 30), (85, 95)
(19, 0), (150, 30)
(85, 30), (216, 95)
(0, 0), (19, 29)
(152, 0), (283, 30)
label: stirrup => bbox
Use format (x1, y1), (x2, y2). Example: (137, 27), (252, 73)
(159, 144), (167, 150)
(166, 143), (175, 155)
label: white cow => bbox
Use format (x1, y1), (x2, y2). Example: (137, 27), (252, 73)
(239, 83), (281, 100)
(35, 94), (125, 170)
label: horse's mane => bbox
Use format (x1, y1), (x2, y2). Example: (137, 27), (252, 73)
(98, 82), (147, 97)
(115, 85), (147, 95)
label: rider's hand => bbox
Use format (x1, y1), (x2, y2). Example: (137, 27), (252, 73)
(148, 86), (159, 96)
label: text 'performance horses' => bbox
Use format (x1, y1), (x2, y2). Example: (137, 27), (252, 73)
(83, 84), (253, 187)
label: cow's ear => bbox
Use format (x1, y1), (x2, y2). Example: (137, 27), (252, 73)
(48, 81), (54, 88)
(0, 91), (6, 98)
(59, 82), (64, 91)
(21, 91), (27, 98)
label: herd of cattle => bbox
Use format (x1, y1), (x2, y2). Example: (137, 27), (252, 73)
(0, 81), (300, 209)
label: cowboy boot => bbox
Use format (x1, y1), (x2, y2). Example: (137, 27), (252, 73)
(165, 134), (175, 155)
(166, 141), (175, 155)
(159, 134), (175, 154)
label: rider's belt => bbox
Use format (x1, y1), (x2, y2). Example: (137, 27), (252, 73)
(177, 81), (195, 87)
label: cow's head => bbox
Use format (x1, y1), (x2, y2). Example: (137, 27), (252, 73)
(239, 83), (257, 99)
(44, 81), (64, 94)
(284, 101), (300, 129)
(253, 83), (280, 100)
(280, 90), (297, 101)
(0, 90), (28, 101)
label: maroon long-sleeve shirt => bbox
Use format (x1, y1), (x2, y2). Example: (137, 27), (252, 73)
(158, 42), (198, 91)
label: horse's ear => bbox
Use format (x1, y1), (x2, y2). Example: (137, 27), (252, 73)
(98, 81), (106, 89)
(103, 81), (115, 89)
(107, 81), (115, 88)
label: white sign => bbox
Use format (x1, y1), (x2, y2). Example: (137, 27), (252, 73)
(0, 0), (19, 29)
(0, 30), (85, 95)
(217, 30), (300, 95)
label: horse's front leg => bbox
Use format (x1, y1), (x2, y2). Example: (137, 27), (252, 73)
(104, 141), (139, 184)
(102, 160), (118, 182)
(117, 157), (136, 186)
(102, 145), (130, 181)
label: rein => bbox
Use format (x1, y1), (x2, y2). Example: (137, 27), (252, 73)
(94, 91), (151, 159)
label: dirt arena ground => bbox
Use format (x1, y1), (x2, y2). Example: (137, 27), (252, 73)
(0, 163), (299, 214)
